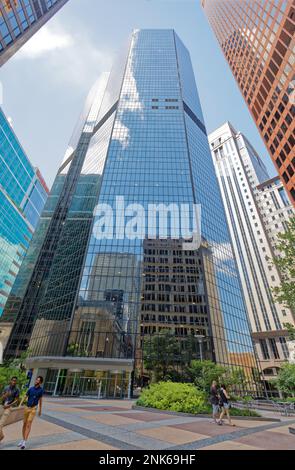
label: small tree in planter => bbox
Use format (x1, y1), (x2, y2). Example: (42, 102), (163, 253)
(273, 363), (295, 398)
(186, 360), (226, 393)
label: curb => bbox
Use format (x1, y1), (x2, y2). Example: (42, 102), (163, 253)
(132, 405), (281, 422)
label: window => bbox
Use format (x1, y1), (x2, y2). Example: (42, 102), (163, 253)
(269, 338), (280, 359)
(260, 339), (270, 360)
(279, 337), (289, 359)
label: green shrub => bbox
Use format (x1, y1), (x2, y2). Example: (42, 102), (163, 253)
(230, 407), (260, 417)
(137, 382), (261, 417)
(286, 397), (295, 403)
(137, 382), (207, 414)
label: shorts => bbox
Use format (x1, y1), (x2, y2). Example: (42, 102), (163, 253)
(222, 403), (230, 410)
(212, 404), (219, 414)
(23, 406), (37, 424)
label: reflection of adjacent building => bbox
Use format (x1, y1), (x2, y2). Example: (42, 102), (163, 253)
(200, 240), (229, 366)
(140, 239), (211, 353)
(139, 238), (233, 377)
(68, 302), (132, 360)
(0, 322), (13, 364)
(228, 351), (259, 392)
(86, 252), (139, 334)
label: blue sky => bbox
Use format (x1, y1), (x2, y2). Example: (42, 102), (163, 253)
(0, 0), (276, 188)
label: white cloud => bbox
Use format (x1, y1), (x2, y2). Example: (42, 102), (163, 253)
(14, 23), (113, 88)
(112, 121), (130, 149)
(16, 26), (74, 59)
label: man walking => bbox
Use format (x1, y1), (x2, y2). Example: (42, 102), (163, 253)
(0, 377), (20, 442)
(209, 380), (220, 424)
(18, 376), (44, 450)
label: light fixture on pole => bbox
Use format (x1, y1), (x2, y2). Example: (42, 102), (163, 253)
(194, 334), (205, 361)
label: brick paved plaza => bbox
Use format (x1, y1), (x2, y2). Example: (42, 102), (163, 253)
(0, 398), (294, 450)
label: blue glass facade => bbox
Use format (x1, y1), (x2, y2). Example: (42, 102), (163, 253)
(0, 108), (48, 317)
(0, 0), (69, 66)
(4, 31), (260, 396)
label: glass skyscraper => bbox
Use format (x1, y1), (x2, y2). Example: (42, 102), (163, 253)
(4, 30), (260, 397)
(0, 107), (48, 319)
(0, 0), (69, 66)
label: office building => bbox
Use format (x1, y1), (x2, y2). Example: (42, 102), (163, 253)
(0, 0), (69, 66)
(4, 30), (259, 397)
(209, 122), (295, 387)
(256, 175), (294, 256)
(201, 0), (295, 204)
(0, 107), (48, 358)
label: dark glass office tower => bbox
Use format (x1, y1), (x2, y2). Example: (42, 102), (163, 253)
(4, 30), (260, 397)
(0, 0), (69, 66)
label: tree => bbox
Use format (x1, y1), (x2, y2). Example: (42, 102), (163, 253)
(283, 323), (295, 342)
(143, 331), (183, 382)
(274, 363), (295, 397)
(186, 360), (226, 393)
(272, 216), (295, 311)
(224, 367), (248, 394)
(0, 353), (29, 398)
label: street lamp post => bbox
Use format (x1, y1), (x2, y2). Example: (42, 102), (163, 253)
(194, 334), (205, 361)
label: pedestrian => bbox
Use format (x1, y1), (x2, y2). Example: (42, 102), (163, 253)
(0, 376), (20, 442)
(218, 384), (235, 426)
(18, 376), (44, 450)
(209, 380), (220, 424)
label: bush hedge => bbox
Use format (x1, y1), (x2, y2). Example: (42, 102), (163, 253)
(136, 382), (261, 417)
(137, 382), (207, 414)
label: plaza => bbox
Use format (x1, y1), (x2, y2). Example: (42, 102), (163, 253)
(1, 398), (294, 450)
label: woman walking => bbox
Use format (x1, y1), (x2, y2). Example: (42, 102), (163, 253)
(218, 384), (235, 426)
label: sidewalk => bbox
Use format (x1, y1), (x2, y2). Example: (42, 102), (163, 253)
(1, 398), (294, 450)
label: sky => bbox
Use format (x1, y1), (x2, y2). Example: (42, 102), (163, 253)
(0, 0), (276, 189)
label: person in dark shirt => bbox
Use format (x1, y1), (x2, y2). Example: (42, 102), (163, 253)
(209, 380), (220, 424)
(0, 377), (20, 442)
(218, 384), (235, 426)
(18, 376), (44, 449)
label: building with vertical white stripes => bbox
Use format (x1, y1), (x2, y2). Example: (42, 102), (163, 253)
(209, 122), (294, 390)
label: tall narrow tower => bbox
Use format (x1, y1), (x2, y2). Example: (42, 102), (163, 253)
(4, 30), (259, 397)
(201, 0), (295, 205)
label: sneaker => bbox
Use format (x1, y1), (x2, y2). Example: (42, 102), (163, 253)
(17, 440), (24, 448)
(20, 442), (26, 450)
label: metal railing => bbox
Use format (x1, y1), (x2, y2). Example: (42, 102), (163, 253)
(234, 399), (295, 417)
